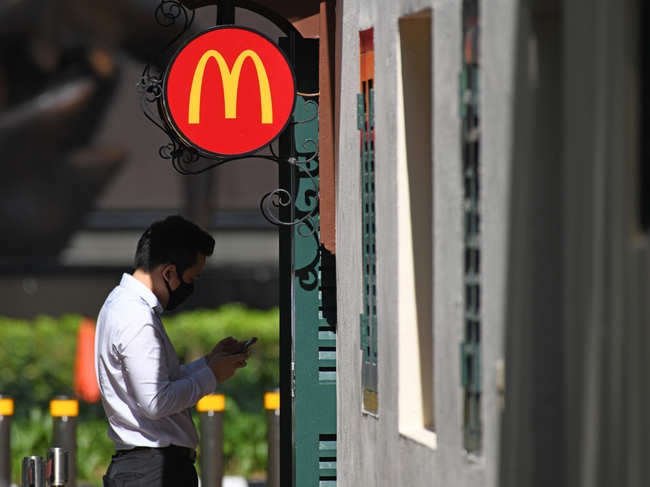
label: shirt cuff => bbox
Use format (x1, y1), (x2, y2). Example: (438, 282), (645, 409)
(193, 362), (217, 394)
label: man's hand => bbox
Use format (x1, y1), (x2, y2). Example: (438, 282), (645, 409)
(205, 337), (250, 383)
(209, 336), (248, 356)
(207, 351), (249, 383)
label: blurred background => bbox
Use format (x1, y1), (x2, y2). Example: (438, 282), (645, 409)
(0, 0), (285, 317)
(0, 1), (285, 485)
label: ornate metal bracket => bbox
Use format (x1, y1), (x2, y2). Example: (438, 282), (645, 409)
(137, 0), (319, 231)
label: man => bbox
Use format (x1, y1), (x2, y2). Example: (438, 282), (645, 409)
(96, 215), (249, 486)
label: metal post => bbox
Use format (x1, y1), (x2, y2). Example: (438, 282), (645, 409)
(264, 391), (280, 487)
(0, 397), (13, 487)
(50, 398), (78, 487)
(21, 456), (44, 487)
(197, 394), (225, 487)
(46, 448), (69, 487)
(217, 0), (235, 25)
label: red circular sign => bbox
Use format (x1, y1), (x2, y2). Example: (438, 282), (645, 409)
(163, 27), (296, 157)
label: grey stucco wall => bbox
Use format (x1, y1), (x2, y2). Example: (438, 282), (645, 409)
(337, 0), (650, 485)
(499, 1), (650, 487)
(335, 0), (515, 485)
(481, 1), (517, 486)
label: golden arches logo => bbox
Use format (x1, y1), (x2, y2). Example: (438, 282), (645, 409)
(188, 49), (273, 125)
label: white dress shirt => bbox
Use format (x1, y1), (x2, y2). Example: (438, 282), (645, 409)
(95, 273), (216, 450)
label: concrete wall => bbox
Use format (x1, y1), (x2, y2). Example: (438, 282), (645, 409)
(337, 0), (650, 485)
(561, 2), (648, 484)
(335, 0), (515, 485)
(500, 1), (650, 487)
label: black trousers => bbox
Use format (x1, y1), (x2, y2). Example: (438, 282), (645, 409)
(103, 446), (198, 487)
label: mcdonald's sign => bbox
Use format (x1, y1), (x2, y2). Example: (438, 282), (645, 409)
(163, 26), (296, 157)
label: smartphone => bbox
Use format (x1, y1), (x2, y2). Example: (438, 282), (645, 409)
(241, 337), (258, 352)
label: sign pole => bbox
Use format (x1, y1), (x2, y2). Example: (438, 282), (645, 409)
(217, 0), (235, 25)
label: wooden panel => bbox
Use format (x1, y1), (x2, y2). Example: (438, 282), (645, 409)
(359, 28), (374, 85)
(319, 0), (337, 253)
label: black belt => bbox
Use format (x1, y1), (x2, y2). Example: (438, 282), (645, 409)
(116, 445), (196, 463)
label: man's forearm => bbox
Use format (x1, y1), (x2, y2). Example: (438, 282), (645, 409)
(132, 366), (216, 420)
(179, 355), (210, 377)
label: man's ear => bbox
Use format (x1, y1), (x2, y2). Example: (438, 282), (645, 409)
(161, 263), (176, 282)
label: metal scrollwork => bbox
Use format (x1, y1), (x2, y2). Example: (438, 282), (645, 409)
(155, 1), (195, 47)
(151, 93), (321, 231)
(258, 155), (319, 234)
(259, 188), (294, 226)
(286, 96), (320, 235)
(155, 1), (184, 26)
(137, 67), (163, 129)
(137, 65), (201, 173)
(291, 98), (318, 125)
(158, 142), (175, 159)
(139, 1), (320, 232)
(137, 0), (202, 179)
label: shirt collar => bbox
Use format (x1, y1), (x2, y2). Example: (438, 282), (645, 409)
(119, 273), (164, 314)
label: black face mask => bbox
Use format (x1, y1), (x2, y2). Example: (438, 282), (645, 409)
(163, 269), (194, 311)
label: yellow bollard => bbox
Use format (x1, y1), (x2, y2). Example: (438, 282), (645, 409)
(0, 397), (13, 487)
(197, 394), (226, 487)
(265, 391), (280, 487)
(50, 397), (78, 487)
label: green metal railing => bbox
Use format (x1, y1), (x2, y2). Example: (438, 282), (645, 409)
(358, 87), (378, 415)
(460, 0), (482, 454)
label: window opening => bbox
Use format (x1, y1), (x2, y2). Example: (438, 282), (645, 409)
(358, 28), (378, 415)
(397, 10), (435, 438)
(460, 0), (482, 453)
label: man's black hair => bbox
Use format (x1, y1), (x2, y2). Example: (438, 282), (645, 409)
(134, 215), (215, 275)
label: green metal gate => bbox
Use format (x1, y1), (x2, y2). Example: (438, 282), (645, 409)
(279, 36), (337, 487)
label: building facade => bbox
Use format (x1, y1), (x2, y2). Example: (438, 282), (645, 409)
(3, 0), (648, 484)
(333, 0), (650, 486)
(336, 0), (507, 485)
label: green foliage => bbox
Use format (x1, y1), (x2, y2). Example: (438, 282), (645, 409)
(11, 411), (113, 487)
(165, 305), (279, 414)
(0, 305), (279, 484)
(0, 315), (81, 415)
(191, 405), (268, 479)
(221, 403), (267, 475)
(74, 418), (115, 484)
(11, 408), (51, 482)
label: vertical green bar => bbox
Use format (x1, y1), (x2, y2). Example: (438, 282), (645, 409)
(359, 92), (369, 353)
(293, 95), (337, 486)
(360, 88), (378, 413)
(461, 0), (482, 453)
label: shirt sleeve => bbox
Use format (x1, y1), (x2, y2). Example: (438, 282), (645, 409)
(180, 356), (209, 378)
(118, 323), (216, 420)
